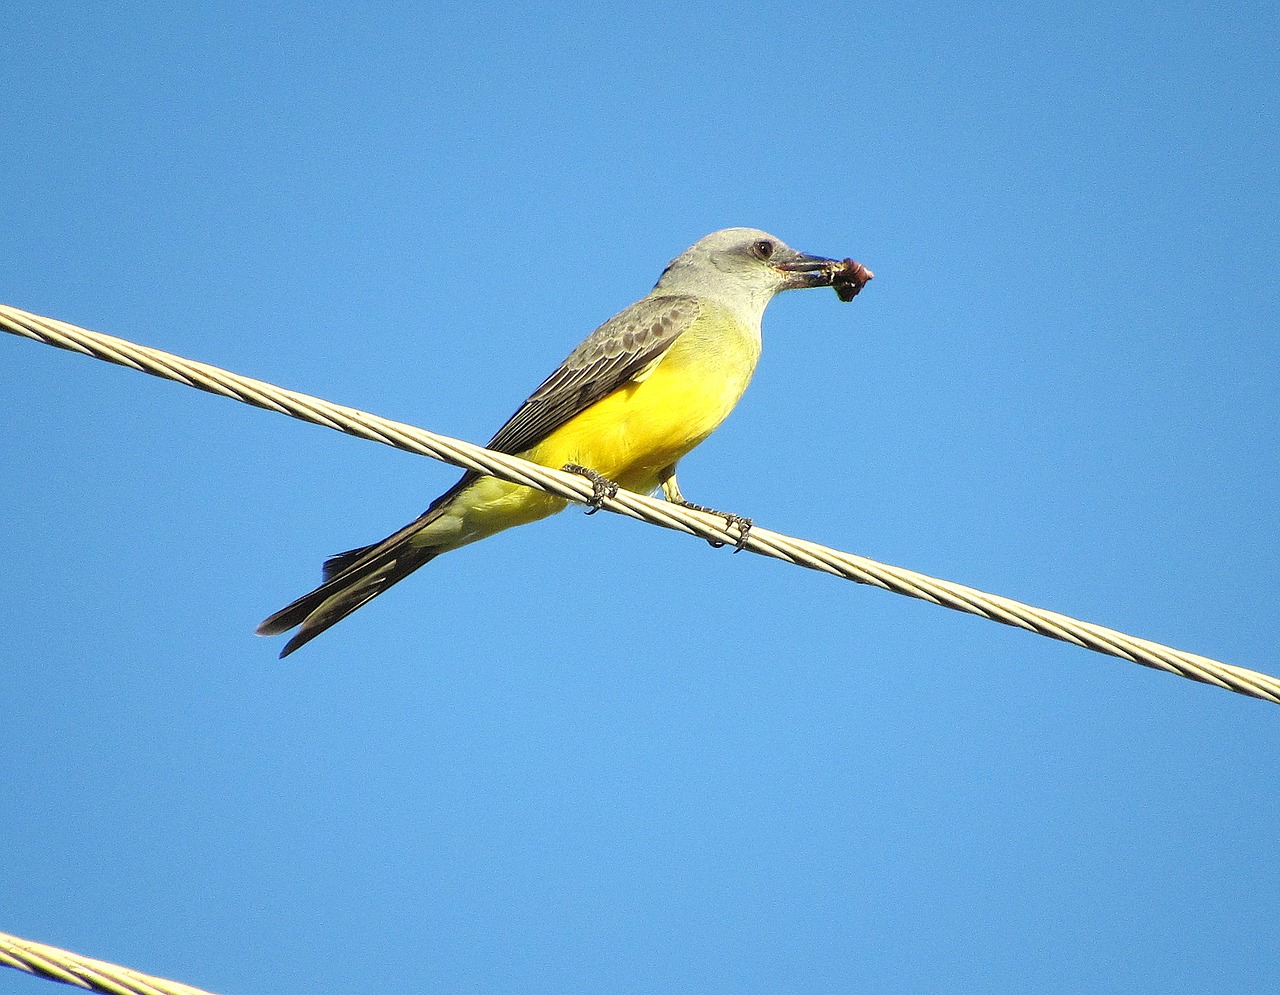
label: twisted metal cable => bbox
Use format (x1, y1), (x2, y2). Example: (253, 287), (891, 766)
(3, 302), (1277, 705)
(0, 929), (219, 995)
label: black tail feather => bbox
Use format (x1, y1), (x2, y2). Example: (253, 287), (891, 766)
(321, 543), (377, 582)
(257, 506), (450, 655)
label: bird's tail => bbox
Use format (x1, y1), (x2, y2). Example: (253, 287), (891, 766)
(257, 510), (447, 657)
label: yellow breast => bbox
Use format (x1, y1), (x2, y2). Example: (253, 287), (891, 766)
(526, 299), (761, 492)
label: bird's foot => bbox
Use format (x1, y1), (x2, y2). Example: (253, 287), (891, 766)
(563, 463), (620, 514)
(676, 500), (753, 551)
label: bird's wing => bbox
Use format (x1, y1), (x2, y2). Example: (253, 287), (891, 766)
(484, 294), (701, 456)
(418, 294), (701, 516)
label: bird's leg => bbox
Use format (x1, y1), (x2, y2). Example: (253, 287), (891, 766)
(563, 463), (620, 514)
(659, 468), (752, 552)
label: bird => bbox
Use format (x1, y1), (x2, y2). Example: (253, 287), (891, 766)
(258, 228), (871, 656)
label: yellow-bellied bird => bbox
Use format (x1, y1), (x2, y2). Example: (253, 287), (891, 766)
(258, 228), (871, 656)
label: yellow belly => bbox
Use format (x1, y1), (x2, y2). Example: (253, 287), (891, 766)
(435, 302), (761, 545)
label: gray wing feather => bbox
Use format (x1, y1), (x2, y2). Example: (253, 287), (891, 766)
(420, 294), (701, 516)
(484, 294), (701, 456)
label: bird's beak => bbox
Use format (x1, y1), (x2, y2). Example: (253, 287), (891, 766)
(774, 250), (874, 300)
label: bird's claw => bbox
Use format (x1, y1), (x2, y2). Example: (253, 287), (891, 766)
(563, 463), (620, 514)
(723, 513), (753, 552)
(677, 500), (752, 551)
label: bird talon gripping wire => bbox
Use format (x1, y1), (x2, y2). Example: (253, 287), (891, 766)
(563, 463), (620, 513)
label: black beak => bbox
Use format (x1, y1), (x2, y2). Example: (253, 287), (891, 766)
(774, 250), (874, 301)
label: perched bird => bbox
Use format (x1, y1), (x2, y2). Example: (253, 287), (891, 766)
(258, 228), (870, 656)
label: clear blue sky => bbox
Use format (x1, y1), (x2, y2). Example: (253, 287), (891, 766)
(3, 4), (1277, 993)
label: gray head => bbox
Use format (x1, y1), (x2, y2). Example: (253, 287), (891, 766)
(651, 228), (843, 323)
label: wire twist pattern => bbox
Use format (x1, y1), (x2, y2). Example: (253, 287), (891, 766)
(2, 302), (1277, 705)
(0, 929), (219, 995)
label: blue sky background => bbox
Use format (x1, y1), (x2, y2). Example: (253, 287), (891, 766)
(2, 3), (1277, 993)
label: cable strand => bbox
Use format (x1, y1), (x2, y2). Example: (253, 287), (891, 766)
(0, 930), (220, 995)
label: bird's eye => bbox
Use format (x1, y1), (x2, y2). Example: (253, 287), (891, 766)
(752, 239), (775, 260)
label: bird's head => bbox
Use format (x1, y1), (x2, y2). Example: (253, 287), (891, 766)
(653, 228), (871, 319)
